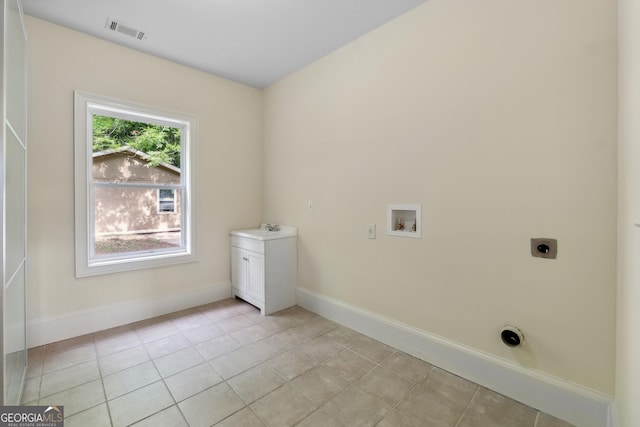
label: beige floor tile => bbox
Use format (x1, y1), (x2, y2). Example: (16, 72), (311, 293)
(348, 336), (395, 363)
(195, 334), (241, 360)
(170, 308), (212, 331)
(299, 334), (345, 363)
(98, 345), (150, 376)
(233, 299), (261, 314)
(182, 322), (226, 344)
(267, 348), (317, 380)
(144, 333), (191, 359)
(324, 349), (376, 383)
(423, 368), (479, 405)
(200, 303), (243, 322)
(42, 379), (104, 417)
(215, 407), (266, 426)
(26, 346), (44, 379)
(296, 408), (343, 427)
(135, 317), (181, 343)
(323, 326), (365, 346)
(21, 377), (40, 404)
(380, 350), (433, 383)
(94, 324), (135, 340)
(457, 387), (537, 427)
(279, 306), (320, 323)
(304, 317), (338, 335)
(64, 403), (111, 427)
(227, 364), (286, 404)
(394, 381), (476, 426)
(108, 381), (174, 427)
(246, 334), (294, 361)
(536, 412), (576, 427)
(164, 362), (223, 402)
(376, 409), (432, 427)
(178, 382), (245, 427)
(355, 366), (414, 406)
(217, 314), (256, 333)
(259, 315), (299, 334)
(243, 309), (269, 323)
(210, 347), (261, 379)
(153, 346), (205, 378)
(45, 334), (94, 354)
(275, 323), (320, 345)
(103, 360), (160, 400)
(230, 323), (273, 345)
(43, 342), (97, 374)
(291, 365), (350, 405)
(40, 359), (100, 398)
(250, 384), (316, 427)
(131, 405), (188, 427)
(95, 330), (142, 357)
(322, 386), (390, 427)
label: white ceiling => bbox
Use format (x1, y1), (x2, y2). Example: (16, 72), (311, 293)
(22, 0), (426, 89)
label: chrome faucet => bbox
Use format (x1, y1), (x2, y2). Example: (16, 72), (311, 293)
(265, 224), (280, 232)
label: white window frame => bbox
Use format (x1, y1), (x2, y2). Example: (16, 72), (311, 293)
(157, 188), (176, 214)
(74, 91), (198, 277)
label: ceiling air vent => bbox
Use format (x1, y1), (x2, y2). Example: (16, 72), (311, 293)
(105, 18), (146, 40)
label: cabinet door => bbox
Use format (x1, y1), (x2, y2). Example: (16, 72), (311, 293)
(231, 246), (246, 291)
(246, 251), (265, 301)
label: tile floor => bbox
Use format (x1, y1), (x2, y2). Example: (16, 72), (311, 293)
(22, 298), (574, 427)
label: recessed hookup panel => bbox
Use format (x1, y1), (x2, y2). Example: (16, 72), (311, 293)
(531, 238), (557, 259)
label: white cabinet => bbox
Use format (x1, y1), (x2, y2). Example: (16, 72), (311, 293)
(230, 227), (297, 315)
(231, 245), (265, 305)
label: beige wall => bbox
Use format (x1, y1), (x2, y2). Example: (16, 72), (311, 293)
(27, 17), (263, 320)
(263, 0), (617, 394)
(617, 0), (640, 423)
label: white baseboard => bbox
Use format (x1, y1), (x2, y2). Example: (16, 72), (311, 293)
(297, 287), (613, 427)
(27, 282), (231, 348)
(608, 400), (618, 427)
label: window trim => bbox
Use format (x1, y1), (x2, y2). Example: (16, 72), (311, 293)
(74, 91), (198, 277)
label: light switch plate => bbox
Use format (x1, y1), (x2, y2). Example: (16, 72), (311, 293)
(367, 224), (376, 239)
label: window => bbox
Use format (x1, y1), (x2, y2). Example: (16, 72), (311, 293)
(74, 92), (198, 277)
(158, 189), (176, 213)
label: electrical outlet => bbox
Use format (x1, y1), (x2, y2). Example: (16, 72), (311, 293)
(531, 238), (557, 259)
(367, 224), (376, 239)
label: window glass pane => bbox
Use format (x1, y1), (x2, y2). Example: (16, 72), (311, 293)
(159, 200), (175, 212)
(93, 187), (182, 257)
(92, 115), (181, 184)
(158, 189), (176, 213)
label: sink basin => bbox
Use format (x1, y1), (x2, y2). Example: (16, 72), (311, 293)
(230, 226), (297, 241)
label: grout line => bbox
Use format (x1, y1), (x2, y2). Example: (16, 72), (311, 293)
(92, 332), (115, 427)
(454, 385), (480, 427)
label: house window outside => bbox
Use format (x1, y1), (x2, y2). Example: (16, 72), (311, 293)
(158, 189), (176, 213)
(74, 92), (198, 277)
